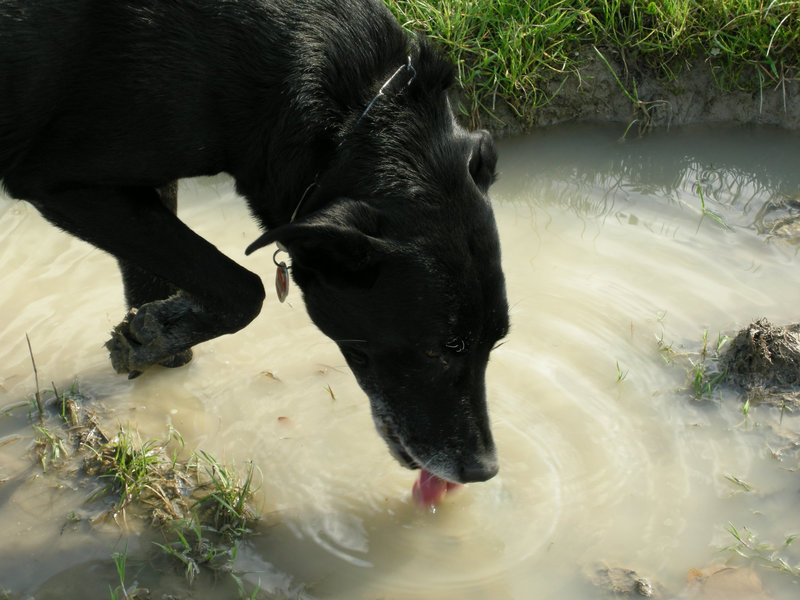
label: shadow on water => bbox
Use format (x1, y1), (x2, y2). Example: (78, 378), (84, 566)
(499, 123), (800, 246)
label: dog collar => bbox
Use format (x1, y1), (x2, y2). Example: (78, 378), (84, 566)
(355, 56), (416, 125)
(273, 245), (290, 303)
(266, 57), (416, 303)
(283, 56), (415, 226)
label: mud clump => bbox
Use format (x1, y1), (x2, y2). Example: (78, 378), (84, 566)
(686, 565), (773, 600)
(721, 318), (800, 409)
(754, 196), (800, 244)
(583, 562), (660, 598)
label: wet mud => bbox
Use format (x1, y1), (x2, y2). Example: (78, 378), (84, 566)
(583, 562), (658, 598)
(7, 384), (270, 599)
(722, 319), (800, 410)
(475, 46), (800, 136)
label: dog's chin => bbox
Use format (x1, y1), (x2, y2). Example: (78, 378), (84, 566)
(369, 411), (429, 472)
(365, 390), (462, 482)
(358, 385), (423, 471)
(372, 416), (463, 481)
(377, 422), (420, 471)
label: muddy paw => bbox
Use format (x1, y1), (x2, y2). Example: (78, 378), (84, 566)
(158, 348), (194, 369)
(126, 349), (194, 379)
(105, 293), (200, 375)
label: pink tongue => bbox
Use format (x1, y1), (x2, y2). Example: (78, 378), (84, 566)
(412, 469), (463, 508)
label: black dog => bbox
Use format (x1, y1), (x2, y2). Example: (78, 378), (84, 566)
(0, 0), (509, 486)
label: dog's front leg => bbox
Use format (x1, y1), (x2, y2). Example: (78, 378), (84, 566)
(115, 181), (192, 369)
(21, 185), (265, 376)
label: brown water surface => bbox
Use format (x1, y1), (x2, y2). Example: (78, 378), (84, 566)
(1, 123), (799, 598)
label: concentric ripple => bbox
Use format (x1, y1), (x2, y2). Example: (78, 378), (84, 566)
(2, 126), (800, 599)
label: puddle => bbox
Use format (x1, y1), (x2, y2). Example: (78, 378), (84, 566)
(1, 123), (799, 598)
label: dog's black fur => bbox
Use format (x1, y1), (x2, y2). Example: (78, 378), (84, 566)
(0, 0), (509, 485)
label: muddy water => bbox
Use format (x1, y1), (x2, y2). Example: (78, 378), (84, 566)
(1, 123), (799, 599)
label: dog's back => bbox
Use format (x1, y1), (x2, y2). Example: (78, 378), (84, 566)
(0, 0), (404, 191)
(1, 0), (259, 186)
(0, 1), (84, 173)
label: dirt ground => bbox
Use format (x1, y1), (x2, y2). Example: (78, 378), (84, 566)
(472, 46), (800, 136)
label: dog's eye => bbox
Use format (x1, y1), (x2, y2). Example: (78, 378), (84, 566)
(444, 336), (467, 354)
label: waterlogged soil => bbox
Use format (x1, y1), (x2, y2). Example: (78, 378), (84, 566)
(0, 391), (278, 600)
(2, 123), (800, 599)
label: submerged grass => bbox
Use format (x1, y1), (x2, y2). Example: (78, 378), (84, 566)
(723, 523), (800, 579)
(658, 328), (730, 402)
(696, 182), (733, 231)
(11, 344), (270, 597)
(385, 0), (800, 126)
(15, 375), (264, 598)
(90, 426), (167, 511)
(86, 425), (261, 590)
(108, 542), (149, 600)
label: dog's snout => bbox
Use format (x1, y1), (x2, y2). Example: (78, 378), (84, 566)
(458, 452), (499, 483)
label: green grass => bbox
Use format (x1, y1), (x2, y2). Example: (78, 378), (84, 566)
(723, 523), (800, 578)
(12, 358), (266, 598)
(191, 451), (259, 537)
(108, 543), (128, 600)
(690, 329), (730, 400)
(657, 327), (730, 401)
(615, 360), (628, 382)
(384, 0), (800, 127)
(90, 426), (166, 513)
(82, 424), (261, 593)
(696, 181), (732, 231)
(154, 452), (260, 589)
(108, 542), (150, 600)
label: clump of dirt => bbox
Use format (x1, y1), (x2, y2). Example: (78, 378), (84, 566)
(721, 318), (800, 409)
(685, 565), (773, 600)
(754, 195), (800, 244)
(583, 562), (660, 598)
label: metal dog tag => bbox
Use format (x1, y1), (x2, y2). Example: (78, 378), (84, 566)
(275, 260), (289, 303)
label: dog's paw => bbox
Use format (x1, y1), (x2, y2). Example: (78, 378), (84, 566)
(105, 294), (199, 375)
(158, 348), (194, 369)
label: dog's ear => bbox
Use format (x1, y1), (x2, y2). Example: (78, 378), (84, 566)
(246, 202), (391, 288)
(468, 130), (497, 193)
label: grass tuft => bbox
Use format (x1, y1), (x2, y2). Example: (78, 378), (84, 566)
(656, 327), (730, 401)
(384, 0), (800, 127)
(191, 451), (260, 538)
(723, 522), (800, 578)
(13, 348), (269, 598)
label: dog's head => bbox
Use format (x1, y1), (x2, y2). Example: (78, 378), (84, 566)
(248, 45), (509, 485)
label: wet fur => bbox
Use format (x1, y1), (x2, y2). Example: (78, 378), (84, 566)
(0, 0), (509, 484)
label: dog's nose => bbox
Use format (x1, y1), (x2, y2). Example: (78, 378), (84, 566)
(459, 453), (499, 483)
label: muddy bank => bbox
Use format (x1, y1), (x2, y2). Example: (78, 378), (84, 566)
(0, 384), (273, 599)
(471, 46), (800, 136)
